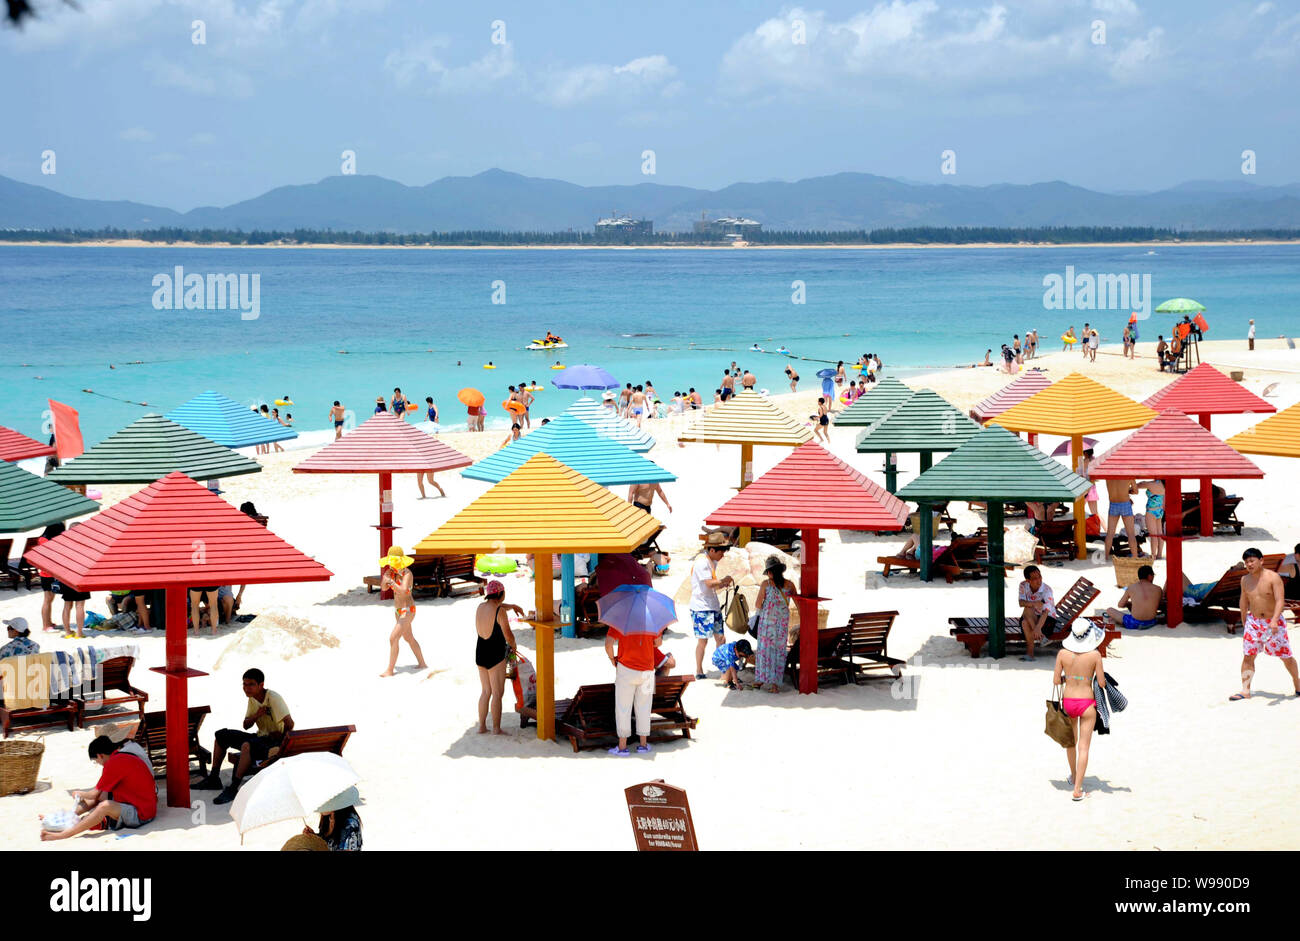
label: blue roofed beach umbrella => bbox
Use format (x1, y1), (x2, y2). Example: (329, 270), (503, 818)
(596, 585), (678, 636)
(551, 364), (620, 391)
(165, 391), (298, 451)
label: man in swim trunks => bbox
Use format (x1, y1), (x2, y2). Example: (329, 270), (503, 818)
(627, 482), (672, 515)
(1016, 565), (1056, 661)
(516, 381), (533, 430)
(720, 370), (735, 401)
(1103, 478), (1140, 559)
(1081, 323), (1090, 356)
(785, 365), (799, 391)
(328, 401), (346, 439)
(688, 388), (701, 410)
(629, 385), (648, 428)
(1105, 564), (1162, 629)
(1230, 547), (1300, 700)
(741, 369), (756, 391)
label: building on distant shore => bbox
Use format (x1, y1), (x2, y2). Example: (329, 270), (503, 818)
(595, 213), (653, 240)
(693, 212), (762, 239)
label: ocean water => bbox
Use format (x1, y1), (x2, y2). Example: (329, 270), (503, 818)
(2, 243), (1298, 445)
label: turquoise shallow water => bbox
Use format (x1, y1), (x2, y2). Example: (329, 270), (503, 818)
(2, 244), (1298, 445)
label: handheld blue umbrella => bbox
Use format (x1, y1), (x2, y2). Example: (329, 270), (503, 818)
(596, 584), (677, 635)
(552, 364), (619, 391)
(815, 367), (837, 379)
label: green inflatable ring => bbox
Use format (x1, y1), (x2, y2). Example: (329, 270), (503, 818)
(476, 554), (518, 575)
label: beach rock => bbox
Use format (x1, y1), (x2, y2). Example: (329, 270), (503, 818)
(862, 573), (887, 591)
(213, 608), (339, 668)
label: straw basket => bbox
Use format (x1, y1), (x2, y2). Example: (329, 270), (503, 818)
(1229, 370), (1244, 382)
(789, 605), (829, 631)
(1112, 556), (1155, 589)
(0, 739), (44, 797)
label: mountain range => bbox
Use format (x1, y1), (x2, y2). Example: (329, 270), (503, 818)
(4, 168), (1300, 233)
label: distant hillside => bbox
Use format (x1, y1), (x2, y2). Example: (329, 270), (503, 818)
(5, 168), (1300, 233)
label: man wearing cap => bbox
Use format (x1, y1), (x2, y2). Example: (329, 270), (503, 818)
(199, 667), (294, 804)
(380, 546), (426, 678)
(690, 532), (735, 678)
(0, 617), (39, 660)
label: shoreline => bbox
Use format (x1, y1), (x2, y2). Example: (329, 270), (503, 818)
(4, 239), (1299, 251)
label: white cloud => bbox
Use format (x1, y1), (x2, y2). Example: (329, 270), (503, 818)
(189, 132), (218, 145)
(384, 39), (518, 93)
(1252, 2), (1275, 17)
(119, 127), (155, 142)
(145, 58), (256, 98)
(537, 55), (680, 106)
(1110, 26), (1163, 80)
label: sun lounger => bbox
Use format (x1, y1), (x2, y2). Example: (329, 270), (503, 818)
(7, 537), (37, 590)
(137, 705), (212, 779)
(785, 627), (852, 687)
(1191, 554), (1283, 632)
(840, 611), (904, 681)
(948, 577), (1108, 658)
(1034, 519), (1077, 562)
(75, 655), (148, 726)
(238, 725), (355, 779)
(1177, 492), (1245, 536)
(363, 553), (482, 597)
(513, 676), (696, 751)
(0, 653), (79, 737)
(934, 536), (987, 582)
(0, 538), (17, 591)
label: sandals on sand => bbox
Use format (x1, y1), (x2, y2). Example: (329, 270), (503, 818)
(1228, 693), (1249, 701)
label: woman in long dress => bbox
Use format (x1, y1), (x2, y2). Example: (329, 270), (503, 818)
(754, 556), (798, 693)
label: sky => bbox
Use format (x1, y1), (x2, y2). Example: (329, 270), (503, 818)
(3, 0), (1298, 210)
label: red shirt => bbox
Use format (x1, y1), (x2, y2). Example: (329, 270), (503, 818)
(610, 628), (659, 672)
(96, 753), (157, 822)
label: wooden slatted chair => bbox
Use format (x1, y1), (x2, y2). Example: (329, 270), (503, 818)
(0, 538), (17, 591)
(550, 677), (697, 752)
(785, 627), (852, 687)
(7, 537), (37, 589)
(75, 656), (149, 726)
(137, 705), (212, 779)
(841, 611), (904, 682)
(948, 577), (1115, 658)
(0, 654), (78, 737)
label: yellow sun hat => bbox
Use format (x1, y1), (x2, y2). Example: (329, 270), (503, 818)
(379, 546), (415, 570)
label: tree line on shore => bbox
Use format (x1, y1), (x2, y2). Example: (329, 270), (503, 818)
(3, 225), (1299, 246)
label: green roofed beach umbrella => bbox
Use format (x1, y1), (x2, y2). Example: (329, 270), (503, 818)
(1155, 298), (1206, 314)
(47, 414), (262, 486)
(898, 425), (1091, 657)
(564, 396), (655, 452)
(833, 377), (914, 427)
(0, 461), (100, 533)
(165, 391), (298, 450)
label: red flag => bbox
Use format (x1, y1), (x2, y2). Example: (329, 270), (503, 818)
(47, 399), (84, 459)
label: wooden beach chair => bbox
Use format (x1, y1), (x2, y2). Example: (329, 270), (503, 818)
(0, 653), (78, 738)
(137, 705), (212, 779)
(1189, 554), (1283, 631)
(947, 577), (1111, 658)
(0, 539), (17, 591)
(785, 627), (852, 687)
(7, 537), (37, 590)
(1177, 492), (1245, 536)
(840, 611), (904, 682)
(934, 536), (987, 582)
(1035, 520), (1077, 563)
(438, 554), (484, 597)
(545, 677), (697, 752)
(75, 656), (148, 726)
(235, 725), (355, 779)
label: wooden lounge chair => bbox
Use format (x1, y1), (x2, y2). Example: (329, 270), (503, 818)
(364, 553), (482, 597)
(235, 725), (356, 779)
(7, 537), (37, 590)
(438, 554), (484, 597)
(1189, 554), (1283, 631)
(840, 611), (904, 682)
(0, 538), (17, 591)
(75, 655), (148, 726)
(137, 705), (212, 779)
(1178, 492), (1245, 536)
(0, 654), (79, 738)
(785, 627), (852, 687)
(948, 577), (1113, 658)
(878, 553), (921, 578)
(536, 677), (697, 751)
(934, 536), (987, 582)
(1035, 519), (1077, 563)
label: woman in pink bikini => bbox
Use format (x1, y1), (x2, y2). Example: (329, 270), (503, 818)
(1054, 621), (1107, 801)
(379, 547), (427, 677)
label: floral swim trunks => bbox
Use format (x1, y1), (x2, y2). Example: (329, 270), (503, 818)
(1242, 613), (1294, 659)
(691, 609), (724, 638)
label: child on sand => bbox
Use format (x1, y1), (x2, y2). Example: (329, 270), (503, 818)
(379, 547), (426, 677)
(712, 638), (753, 690)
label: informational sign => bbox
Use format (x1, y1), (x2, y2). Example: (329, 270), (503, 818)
(380, 489), (393, 514)
(625, 780), (698, 851)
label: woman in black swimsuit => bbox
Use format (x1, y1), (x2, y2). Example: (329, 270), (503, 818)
(476, 580), (523, 735)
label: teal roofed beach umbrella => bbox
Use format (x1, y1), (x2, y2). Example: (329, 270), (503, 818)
(464, 414), (674, 486)
(165, 391), (298, 450)
(898, 426), (1091, 657)
(565, 397), (655, 452)
(46, 414), (262, 486)
(0, 461), (99, 533)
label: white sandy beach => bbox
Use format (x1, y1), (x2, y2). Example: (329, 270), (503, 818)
(3, 337), (1298, 851)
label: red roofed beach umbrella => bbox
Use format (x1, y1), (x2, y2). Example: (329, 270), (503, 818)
(292, 414), (472, 598)
(1088, 410), (1264, 628)
(1142, 364), (1275, 537)
(705, 441), (909, 693)
(970, 369), (1052, 446)
(0, 425), (55, 462)
(25, 473), (333, 808)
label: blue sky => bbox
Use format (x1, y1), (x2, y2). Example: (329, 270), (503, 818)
(3, 0), (1298, 210)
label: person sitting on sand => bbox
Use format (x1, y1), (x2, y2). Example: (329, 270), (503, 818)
(1104, 564), (1162, 630)
(712, 637), (753, 690)
(305, 803), (362, 851)
(1230, 547), (1300, 701)
(199, 668), (293, 804)
(41, 736), (157, 841)
(475, 580), (521, 735)
(380, 547), (426, 677)
(0, 617), (38, 660)
(1017, 565), (1057, 660)
(980, 349), (992, 367)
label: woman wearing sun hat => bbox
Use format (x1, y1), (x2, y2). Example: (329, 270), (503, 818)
(379, 546), (426, 678)
(1054, 620), (1108, 801)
